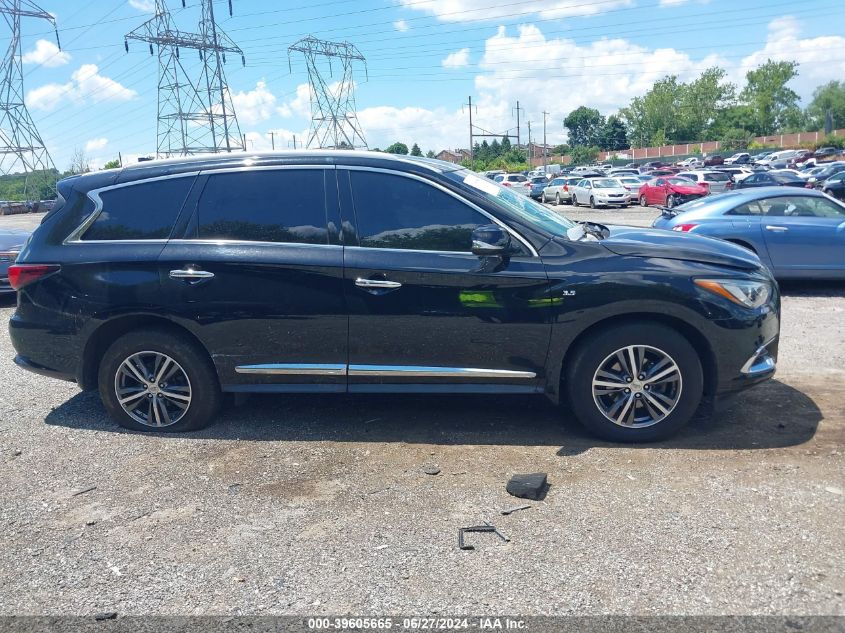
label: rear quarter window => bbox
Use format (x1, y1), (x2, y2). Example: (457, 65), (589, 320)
(81, 176), (195, 241)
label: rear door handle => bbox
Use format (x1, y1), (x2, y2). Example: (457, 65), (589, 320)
(355, 278), (402, 290)
(169, 268), (215, 281)
(765, 225), (788, 232)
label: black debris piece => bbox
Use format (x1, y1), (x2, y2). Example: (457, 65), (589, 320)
(506, 472), (548, 500)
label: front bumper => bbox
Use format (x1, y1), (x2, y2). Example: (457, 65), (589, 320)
(595, 196), (629, 205)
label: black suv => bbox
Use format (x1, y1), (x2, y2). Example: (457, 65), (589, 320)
(9, 152), (779, 442)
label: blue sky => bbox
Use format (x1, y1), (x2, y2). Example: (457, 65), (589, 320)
(14, 0), (845, 169)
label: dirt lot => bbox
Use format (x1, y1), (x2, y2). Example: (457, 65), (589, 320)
(0, 209), (843, 616)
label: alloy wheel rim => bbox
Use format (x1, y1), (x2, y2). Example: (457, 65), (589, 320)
(591, 345), (682, 429)
(114, 351), (192, 427)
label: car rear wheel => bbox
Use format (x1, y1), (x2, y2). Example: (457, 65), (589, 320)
(571, 194), (578, 207)
(98, 328), (222, 433)
(639, 195), (647, 207)
(565, 323), (703, 442)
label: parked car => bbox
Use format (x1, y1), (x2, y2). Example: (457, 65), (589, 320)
(638, 161), (668, 173)
(789, 150), (816, 168)
(677, 157), (701, 168)
(806, 162), (845, 186)
(481, 170), (505, 180)
(652, 187), (845, 279)
(724, 153), (750, 165)
(647, 168), (679, 177)
(757, 149), (798, 167)
(528, 176), (551, 200)
(494, 173), (532, 195)
(8, 151), (780, 442)
(569, 177), (631, 208)
(703, 154), (724, 166)
(613, 176), (647, 201)
(675, 170), (732, 194)
(638, 176), (708, 208)
(571, 165), (603, 177)
(0, 229), (30, 294)
(541, 176), (580, 205)
(734, 170), (809, 189)
(751, 152), (773, 164)
(608, 168), (639, 176)
(819, 171), (845, 200)
(714, 166), (754, 183)
(813, 146), (839, 159)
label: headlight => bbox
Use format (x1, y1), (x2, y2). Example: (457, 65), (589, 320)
(694, 278), (771, 308)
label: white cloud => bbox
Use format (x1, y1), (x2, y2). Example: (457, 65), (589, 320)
(733, 17), (845, 101)
(442, 48), (470, 68)
(27, 64), (137, 111)
(22, 39), (70, 67)
(399, 0), (633, 22)
(357, 106), (467, 153)
(393, 19), (410, 32)
(231, 80), (277, 125)
(128, 0), (155, 12)
(277, 83), (315, 119)
(85, 137), (108, 152)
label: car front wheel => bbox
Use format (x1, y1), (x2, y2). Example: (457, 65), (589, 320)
(565, 323), (703, 442)
(666, 194), (676, 208)
(572, 195), (578, 206)
(590, 196), (597, 208)
(98, 328), (222, 432)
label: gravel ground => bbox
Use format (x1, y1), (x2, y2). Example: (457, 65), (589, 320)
(0, 210), (843, 617)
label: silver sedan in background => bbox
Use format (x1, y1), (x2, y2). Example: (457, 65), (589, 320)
(541, 176), (581, 205)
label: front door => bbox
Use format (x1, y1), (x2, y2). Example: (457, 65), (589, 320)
(158, 166), (349, 391)
(760, 195), (845, 276)
(338, 168), (552, 393)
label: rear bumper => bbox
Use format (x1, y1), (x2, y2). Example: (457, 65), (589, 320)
(13, 354), (76, 383)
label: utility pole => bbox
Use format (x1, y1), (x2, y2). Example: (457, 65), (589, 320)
(542, 110), (548, 170)
(125, 0), (246, 157)
(527, 120), (532, 165)
(463, 96), (475, 167)
(288, 36), (368, 149)
(512, 101), (524, 148)
(269, 131), (274, 150)
(0, 0), (59, 200)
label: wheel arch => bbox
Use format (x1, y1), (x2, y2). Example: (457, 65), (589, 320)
(545, 312), (717, 404)
(79, 314), (213, 390)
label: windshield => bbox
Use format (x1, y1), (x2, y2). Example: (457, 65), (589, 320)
(453, 170), (576, 235)
(591, 178), (618, 188)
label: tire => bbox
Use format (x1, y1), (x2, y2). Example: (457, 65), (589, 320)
(555, 193), (561, 206)
(666, 194), (676, 208)
(98, 327), (222, 433)
(590, 196), (597, 209)
(542, 192), (548, 203)
(564, 322), (704, 443)
(571, 195), (578, 207)
(639, 195), (647, 207)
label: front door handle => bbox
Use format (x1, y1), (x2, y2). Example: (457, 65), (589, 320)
(765, 225), (788, 232)
(169, 268), (215, 281)
(355, 278), (402, 290)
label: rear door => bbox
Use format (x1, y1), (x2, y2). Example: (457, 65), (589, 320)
(339, 167), (551, 392)
(158, 166), (348, 391)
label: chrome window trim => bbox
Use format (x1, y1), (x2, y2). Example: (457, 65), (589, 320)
(166, 239), (342, 249)
(64, 171), (202, 245)
(339, 165), (539, 257)
(196, 164), (334, 175)
(233, 363), (536, 379)
(236, 363), (346, 376)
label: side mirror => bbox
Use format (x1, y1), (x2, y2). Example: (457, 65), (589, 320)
(471, 224), (511, 256)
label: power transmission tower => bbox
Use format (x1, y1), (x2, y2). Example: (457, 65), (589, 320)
(126, 0), (245, 157)
(0, 0), (58, 200)
(288, 36), (367, 149)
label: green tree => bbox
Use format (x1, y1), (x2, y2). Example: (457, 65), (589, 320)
(598, 115), (628, 150)
(564, 106), (605, 147)
(478, 140), (491, 162)
(490, 139), (501, 157)
(103, 159), (121, 170)
(678, 67), (736, 141)
(500, 136), (512, 153)
(620, 76), (683, 146)
(552, 144), (570, 155)
(709, 104), (759, 138)
(806, 81), (845, 132)
(740, 60), (800, 135)
(425, 150), (436, 158)
(410, 143), (422, 156)
(568, 145), (600, 165)
(385, 142), (409, 155)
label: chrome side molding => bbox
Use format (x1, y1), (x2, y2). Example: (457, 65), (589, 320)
(234, 363), (536, 379)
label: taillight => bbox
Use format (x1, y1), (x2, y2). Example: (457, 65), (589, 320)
(7, 264), (60, 290)
(503, 182), (511, 187)
(672, 224), (698, 232)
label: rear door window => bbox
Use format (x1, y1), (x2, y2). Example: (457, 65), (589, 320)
(194, 169), (328, 244)
(82, 176), (194, 241)
(348, 170), (488, 252)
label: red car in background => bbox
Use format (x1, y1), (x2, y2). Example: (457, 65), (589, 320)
(638, 176), (709, 208)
